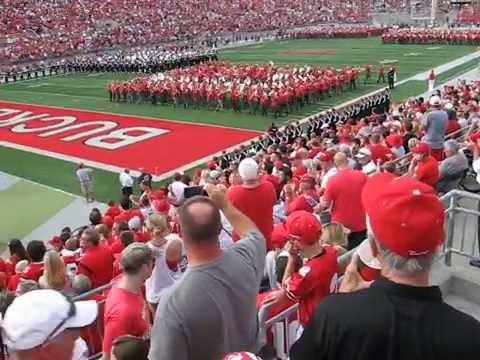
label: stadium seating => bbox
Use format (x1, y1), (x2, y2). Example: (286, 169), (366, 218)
(0, 0), (372, 65)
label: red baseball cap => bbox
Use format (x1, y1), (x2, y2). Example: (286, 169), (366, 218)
(271, 224), (289, 248)
(152, 199), (170, 214)
(316, 152), (333, 162)
(387, 134), (403, 148)
(285, 211), (322, 245)
(410, 142), (431, 155)
(361, 173), (444, 257)
(102, 215), (114, 228)
(207, 160), (217, 170)
(469, 131), (480, 143)
(48, 236), (63, 247)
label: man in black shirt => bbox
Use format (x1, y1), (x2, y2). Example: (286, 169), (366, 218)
(291, 173), (480, 360)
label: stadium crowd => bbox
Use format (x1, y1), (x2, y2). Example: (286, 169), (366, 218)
(0, 0), (371, 66)
(2, 78), (480, 359)
(382, 28), (480, 45)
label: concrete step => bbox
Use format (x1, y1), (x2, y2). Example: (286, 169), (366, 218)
(444, 294), (480, 321)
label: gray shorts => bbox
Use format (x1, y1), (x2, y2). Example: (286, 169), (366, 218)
(80, 181), (93, 193)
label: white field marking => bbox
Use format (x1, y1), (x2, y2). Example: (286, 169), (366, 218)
(410, 50), (480, 81)
(27, 83), (50, 88)
(403, 52), (422, 57)
(0, 98), (264, 133)
(427, 46), (443, 50)
(2, 50), (479, 181)
(87, 73), (104, 77)
(380, 59), (399, 64)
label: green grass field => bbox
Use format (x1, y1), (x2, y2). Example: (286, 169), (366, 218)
(0, 36), (478, 203)
(0, 180), (73, 244)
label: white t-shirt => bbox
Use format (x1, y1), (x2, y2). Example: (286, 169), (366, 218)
(219, 212), (234, 250)
(145, 234), (184, 304)
(264, 249), (289, 290)
(362, 161), (377, 175)
(321, 167), (338, 189)
(473, 158), (480, 184)
(119, 172), (134, 187)
(71, 337), (88, 360)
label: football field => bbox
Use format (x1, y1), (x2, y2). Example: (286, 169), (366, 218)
(0, 36), (479, 203)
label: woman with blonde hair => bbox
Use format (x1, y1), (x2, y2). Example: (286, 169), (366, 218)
(321, 222), (349, 257)
(39, 250), (70, 291)
(145, 213), (184, 313)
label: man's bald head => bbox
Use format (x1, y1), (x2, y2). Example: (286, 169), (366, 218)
(333, 152), (348, 168)
(178, 196), (222, 244)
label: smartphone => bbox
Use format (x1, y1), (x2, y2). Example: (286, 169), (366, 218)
(184, 186), (207, 199)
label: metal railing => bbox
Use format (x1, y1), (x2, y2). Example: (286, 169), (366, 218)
(440, 189), (480, 265)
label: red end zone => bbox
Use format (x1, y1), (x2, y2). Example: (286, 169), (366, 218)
(0, 101), (260, 177)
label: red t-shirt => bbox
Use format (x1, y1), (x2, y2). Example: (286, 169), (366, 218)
(285, 246), (338, 326)
(5, 255), (20, 276)
(78, 245), (114, 289)
(293, 165), (308, 179)
(102, 286), (148, 353)
(227, 181), (276, 251)
(109, 241), (124, 255)
(7, 273), (22, 292)
(323, 168), (368, 232)
(446, 119), (461, 134)
(287, 191), (319, 215)
(21, 262), (44, 281)
(262, 174), (281, 193)
(415, 156), (439, 188)
(368, 144), (395, 164)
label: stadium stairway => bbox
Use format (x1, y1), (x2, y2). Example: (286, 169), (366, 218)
(432, 262), (480, 321)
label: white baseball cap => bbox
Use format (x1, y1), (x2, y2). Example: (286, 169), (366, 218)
(429, 95), (441, 106)
(356, 240), (381, 270)
(355, 148), (372, 159)
(238, 158), (259, 181)
(2, 289), (98, 350)
(128, 216), (142, 230)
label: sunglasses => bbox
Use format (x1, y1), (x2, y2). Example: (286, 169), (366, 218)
(42, 294), (76, 345)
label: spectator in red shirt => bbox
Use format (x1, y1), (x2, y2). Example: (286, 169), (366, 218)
(227, 158), (276, 251)
(320, 153), (368, 249)
(5, 238), (29, 276)
(263, 211), (338, 331)
(408, 142), (440, 188)
(78, 228), (114, 289)
(286, 175), (319, 214)
(7, 260), (29, 292)
(22, 240), (46, 281)
(102, 243), (154, 359)
(368, 133), (395, 164)
(110, 231), (134, 255)
(262, 161), (282, 195)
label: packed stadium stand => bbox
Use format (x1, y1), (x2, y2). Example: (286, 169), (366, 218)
(0, 0), (372, 64)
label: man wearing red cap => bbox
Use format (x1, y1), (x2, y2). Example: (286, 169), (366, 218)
(263, 211), (338, 332)
(291, 174), (480, 360)
(407, 142), (439, 188)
